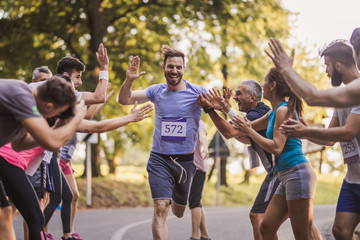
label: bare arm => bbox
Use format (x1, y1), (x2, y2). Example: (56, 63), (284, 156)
(300, 114), (360, 143)
(266, 38), (360, 108)
(117, 56), (149, 105)
(232, 107), (288, 156)
(280, 117), (337, 146)
(85, 89), (114, 120)
(76, 102), (153, 133)
(12, 101), (87, 151)
(81, 43), (110, 105)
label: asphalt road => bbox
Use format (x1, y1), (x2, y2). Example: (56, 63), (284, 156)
(13, 205), (338, 240)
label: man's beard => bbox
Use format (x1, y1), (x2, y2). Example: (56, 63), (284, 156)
(331, 67), (343, 87)
(165, 72), (183, 86)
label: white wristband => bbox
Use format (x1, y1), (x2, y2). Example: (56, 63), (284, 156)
(99, 71), (109, 81)
(226, 108), (238, 120)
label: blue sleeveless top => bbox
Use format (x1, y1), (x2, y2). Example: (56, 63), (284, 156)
(266, 101), (308, 172)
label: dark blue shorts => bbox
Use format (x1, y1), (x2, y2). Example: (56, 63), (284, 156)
(147, 151), (196, 206)
(336, 180), (360, 213)
(189, 170), (206, 209)
(251, 171), (280, 213)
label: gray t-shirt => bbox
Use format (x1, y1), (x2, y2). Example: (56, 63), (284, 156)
(0, 79), (42, 147)
(333, 105), (360, 184)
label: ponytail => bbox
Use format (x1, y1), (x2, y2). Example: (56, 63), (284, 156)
(267, 68), (303, 118)
(288, 91), (303, 119)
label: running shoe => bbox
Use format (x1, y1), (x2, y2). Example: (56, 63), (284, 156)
(71, 232), (86, 240)
(45, 232), (55, 240)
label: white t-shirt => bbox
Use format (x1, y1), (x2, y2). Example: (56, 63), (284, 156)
(333, 105), (360, 184)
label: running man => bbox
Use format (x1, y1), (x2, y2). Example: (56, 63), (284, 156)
(280, 40), (360, 240)
(197, 80), (280, 240)
(118, 45), (208, 240)
(188, 120), (211, 240)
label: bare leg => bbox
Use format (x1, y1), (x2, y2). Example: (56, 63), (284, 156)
(250, 212), (278, 240)
(287, 198), (319, 240)
(190, 207), (201, 239)
(171, 200), (186, 218)
(152, 199), (170, 240)
(199, 207), (210, 239)
(65, 173), (79, 232)
(260, 194), (288, 240)
(0, 206), (15, 240)
(332, 212), (360, 240)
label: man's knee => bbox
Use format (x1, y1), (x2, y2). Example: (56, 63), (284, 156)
(171, 201), (186, 218)
(249, 212), (262, 226)
(333, 222), (353, 239)
(154, 200), (170, 219)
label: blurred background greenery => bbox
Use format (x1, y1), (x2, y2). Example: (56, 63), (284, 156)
(0, 0), (346, 206)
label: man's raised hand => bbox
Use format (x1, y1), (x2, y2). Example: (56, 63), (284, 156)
(96, 43), (109, 71)
(126, 56), (146, 82)
(265, 38), (295, 70)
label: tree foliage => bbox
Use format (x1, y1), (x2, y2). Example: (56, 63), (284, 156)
(1, 0), (328, 174)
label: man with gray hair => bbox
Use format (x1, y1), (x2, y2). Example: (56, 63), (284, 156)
(32, 66), (52, 82)
(198, 80), (280, 240)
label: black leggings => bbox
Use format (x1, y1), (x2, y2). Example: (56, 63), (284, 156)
(44, 153), (73, 233)
(0, 156), (45, 240)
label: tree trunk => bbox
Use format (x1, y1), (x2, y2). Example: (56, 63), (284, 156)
(220, 157), (227, 186)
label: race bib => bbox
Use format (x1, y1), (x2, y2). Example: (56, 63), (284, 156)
(161, 117), (187, 141)
(340, 139), (360, 164)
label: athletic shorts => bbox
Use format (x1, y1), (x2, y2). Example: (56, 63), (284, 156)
(60, 159), (73, 175)
(147, 151), (196, 206)
(251, 171), (281, 213)
(27, 161), (46, 198)
(189, 170), (206, 209)
(336, 180), (360, 213)
(275, 162), (317, 200)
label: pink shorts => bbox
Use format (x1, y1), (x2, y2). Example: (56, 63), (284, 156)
(59, 159), (73, 175)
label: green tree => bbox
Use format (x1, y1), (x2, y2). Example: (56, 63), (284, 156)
(0, 0), (299, 178)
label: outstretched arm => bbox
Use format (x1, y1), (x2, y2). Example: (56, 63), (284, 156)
(280, 118), (336, 146)
(12, 100), (87, 151)
(281, 113), (360, 144)
(76, 102), (153, 133)
(85, 86), (114, 120)
(81, 43), (109, 105)
(232, 107), (288, 156)
(117, 56), (149, 105)
(266, 38), (360, 108)
(197, 93), (244, 139)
